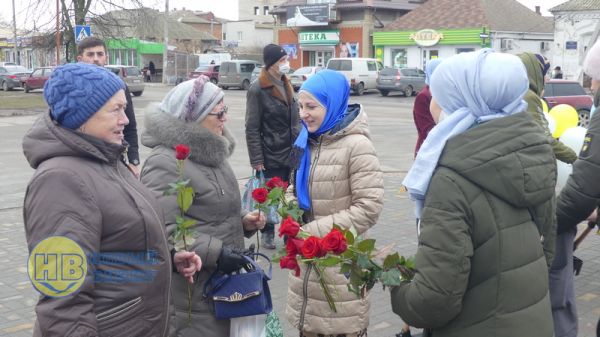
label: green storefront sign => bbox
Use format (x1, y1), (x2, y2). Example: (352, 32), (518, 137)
(106, 38), (164, 66)
(373, 28), (490, 47)
(299, 30), (340, 45)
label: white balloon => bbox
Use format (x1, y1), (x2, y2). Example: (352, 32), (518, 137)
(556, 161), (571, 191)
(559, 126), (587, 153)
(543, 112), (556, 135)
(555, 126), (588, 191)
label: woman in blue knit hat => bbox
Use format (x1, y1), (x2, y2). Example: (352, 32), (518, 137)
(22, 62), (201, 337)
(285, 69), (384, 337)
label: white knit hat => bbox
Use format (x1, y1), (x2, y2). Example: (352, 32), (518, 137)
(583, 39), (600, 80)
(159, 75), (224, 122)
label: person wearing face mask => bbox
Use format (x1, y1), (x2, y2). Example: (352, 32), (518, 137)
(140, 76), (266, 337)
(391, 50), (556, 337)
(286, 69), (384, 337)
(245, 44), (300, 249)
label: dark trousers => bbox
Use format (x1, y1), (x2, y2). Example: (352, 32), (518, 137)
(261, 167), (291, 233)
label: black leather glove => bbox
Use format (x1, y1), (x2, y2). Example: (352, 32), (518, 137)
(217, 247), (248, 274)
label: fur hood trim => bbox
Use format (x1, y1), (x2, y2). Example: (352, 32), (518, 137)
(142, 103), (235, 167)
(258, 68), (295, 105)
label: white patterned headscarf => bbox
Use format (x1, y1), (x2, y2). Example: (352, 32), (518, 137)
(159, 75), (224, 123)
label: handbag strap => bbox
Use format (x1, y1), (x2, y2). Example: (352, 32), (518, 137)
(203, 253), (273, 297)
(244, 252), (272, 280)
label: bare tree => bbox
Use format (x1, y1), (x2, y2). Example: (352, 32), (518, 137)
(18, 0), (149, 62)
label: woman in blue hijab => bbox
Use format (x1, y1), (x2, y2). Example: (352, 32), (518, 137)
(391, 50), (556, 337)
(286, 70), (384, 337)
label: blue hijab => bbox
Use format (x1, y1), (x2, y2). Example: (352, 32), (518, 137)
(424, 58), (443, 85)
(403, 49), (529, 217)
(294, 70), (350, 210)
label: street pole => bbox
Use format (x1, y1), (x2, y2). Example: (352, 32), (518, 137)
(11, 0), (18, 64)
(56, 0), (60, 65)
(162, 0), (169, 84)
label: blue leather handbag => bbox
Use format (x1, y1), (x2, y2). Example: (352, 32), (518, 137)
(204, 253), (273, 319)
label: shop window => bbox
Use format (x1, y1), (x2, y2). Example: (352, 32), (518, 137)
(392, 48), (407, 68)
(456, 48), (475, 54)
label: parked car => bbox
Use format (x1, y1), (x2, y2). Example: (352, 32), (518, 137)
(0, 62), (17, 67)
(290, 66), (322, 90)
(23, 67), (54, 93)
(188, 64), (220, 83)
(105, 65), (145, 96)
(326, 58), (383, 95)
(218, 60), (261, 90)
(0, 65), (31, 91)
(376, 67), (426, 97)
(544, 79), (593, 128)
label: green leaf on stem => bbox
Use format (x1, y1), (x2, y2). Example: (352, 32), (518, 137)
(177, 187), (194, 213)
(383, 252), (401, 269)
(357, 254), (373, 269)
(180, 219), (196, 229)
(344, 229), (355, 245)
(380, 269), (403, 286)
(319, 256), (342, 267)
(357, 239), (376, 253)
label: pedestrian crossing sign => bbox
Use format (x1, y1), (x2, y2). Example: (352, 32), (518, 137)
(75, 25), (92, 43)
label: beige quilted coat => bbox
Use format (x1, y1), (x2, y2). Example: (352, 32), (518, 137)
(286, 105), (384, 335)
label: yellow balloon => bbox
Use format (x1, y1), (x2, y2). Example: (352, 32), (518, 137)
(541, 99), (549, 113)
(549, 104), (579, 138)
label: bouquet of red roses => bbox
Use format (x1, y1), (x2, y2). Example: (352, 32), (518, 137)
(252, 177), (416, 312)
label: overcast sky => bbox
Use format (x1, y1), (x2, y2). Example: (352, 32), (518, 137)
(4, 0), (569, 31)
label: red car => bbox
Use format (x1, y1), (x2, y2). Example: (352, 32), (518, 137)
(544, 79), (593, 127)
(188, 64), (220, 84)
(24, 67), (54, 93)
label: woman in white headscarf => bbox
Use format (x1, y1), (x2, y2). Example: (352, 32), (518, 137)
(390, 49), (556, 337)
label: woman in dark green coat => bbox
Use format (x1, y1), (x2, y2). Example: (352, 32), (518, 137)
(392, 50), (556, 337)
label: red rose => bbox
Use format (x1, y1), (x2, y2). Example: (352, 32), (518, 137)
(286, 237), (303, 255)
(300, 236), (326, 259)
(321, 228), (348, 255)
(279, 215), (300, 238)
(252, 188), (268, 204)
(280, 255), (300, 277)
(266, 176), (289, 190)
(175, 144), (190, 160)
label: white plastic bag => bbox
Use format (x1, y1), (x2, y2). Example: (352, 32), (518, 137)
(230, 314), (267, 337)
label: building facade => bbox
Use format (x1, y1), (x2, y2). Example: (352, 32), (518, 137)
(374, 0), (553, 69)
(271, 0), (420, 70)
(549, 0), (600, 84)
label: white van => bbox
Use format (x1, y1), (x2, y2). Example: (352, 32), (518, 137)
(326, 58), (384, 95)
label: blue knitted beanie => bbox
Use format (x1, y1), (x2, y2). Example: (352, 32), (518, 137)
(44, 63), (126, 129)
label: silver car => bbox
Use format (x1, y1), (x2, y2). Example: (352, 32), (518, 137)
(376, 67), (426, 97)
(105, 65), (145, 96)
(289, 66), (322, 91)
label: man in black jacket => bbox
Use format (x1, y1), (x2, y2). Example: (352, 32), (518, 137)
(245, 44), (300, 249)
(77, 37), (140, 177)
(551, 39), (600, 337)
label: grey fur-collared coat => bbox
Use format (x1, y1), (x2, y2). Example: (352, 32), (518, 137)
(140, 105), (251, 337)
